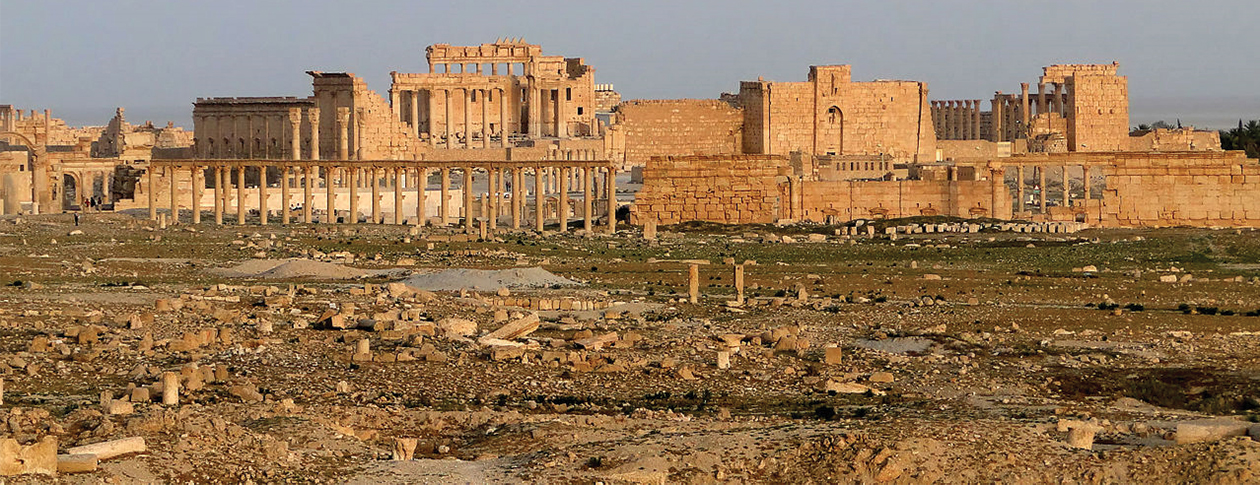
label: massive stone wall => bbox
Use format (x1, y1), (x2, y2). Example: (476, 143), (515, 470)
(1101, 151), (1260, 227)
(1068, 72), (1129, 151)
(613, 100), (743, 167)
(738, 66), (935, 162)
(630, 155), (785, 225)
(1129, 128), (1220, 152)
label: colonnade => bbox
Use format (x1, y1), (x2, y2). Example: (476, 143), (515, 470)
(146, 159), (617, 234)
(390, 83), (569, 146)
(930, 100), (983, 140)
(1009, 164), (1097, 215)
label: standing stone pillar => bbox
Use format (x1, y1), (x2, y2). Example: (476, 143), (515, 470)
(930, 102), (941, 138)
(371, 167), (381, 224)
(964, 101), (975, 140)
(390, 89), (400, 118)
(1020, 83), (1031, 137)
(535, 167), (545, 231)
(499, 88), (510, 147)
(1053, 83), (1064, 115)
(236, 167), (246, 224)
(991, 94), (1005, 142)
(556, 88), (567, 138)
(1082, 165), (1092, 202)
(161, 372), (179, 406)
(348, 167), (358, 224)
(415, 167), (426, 226)
(606, 166), (617, 233)
(440, 167), (451, 225)
(325, 166), (336, 223)
(734, 264), (745, 305)
(191, 167), (201, 224)
(1062, 165), (1070, 207)
(443, 90), (453, 148)
(1038, 166), (1047, 213)
(168, 166), (179, 224)
(213, 166), (223, 225)
(307, 108), (321, 160)
(303, 166), (313, 223)
(1037, 82), (1047, 116)
(583, 167), (593, 232)
(355, 110), (366, 160)
(394, 168), (404, 225)
(148, 166), (157, 220)
(281, 167), (291, 224)
(972, 100), (982, 140)
(410, 91), (421, 138)
(259, 165), (269, 225)
(1016, 165), (1025, 213)
(511, 168), (521, 229)
(463, 166), (474, 233)
(485, 168), (497, 229)
(289, 108), (301, 161)
(336, 108), (350, 160)
(688, 264), (700, 304)
(463, 89), (472, 149)
(481, 89), (490, 149)
(557, 167), (569, 232)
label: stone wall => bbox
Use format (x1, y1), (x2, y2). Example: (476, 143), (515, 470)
(630, 155), (785, 225)
(1129, 128), (1220, 152)
(1068, 72), (1129, 151)
(1101, 151), (1260, 227)
(613, 100), (743, 167)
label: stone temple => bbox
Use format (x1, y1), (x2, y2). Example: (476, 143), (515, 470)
(0, 40), (1256, 228)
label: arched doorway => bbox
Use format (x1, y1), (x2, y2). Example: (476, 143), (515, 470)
(821, 106), (844, 155)
(62, 174), (79, 210)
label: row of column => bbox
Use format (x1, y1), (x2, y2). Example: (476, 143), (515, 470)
(1012, 164), (1095, 214)
(147, 164), (617, 234)
(930, 100), (983, 140)
(390, 85), (568, 147)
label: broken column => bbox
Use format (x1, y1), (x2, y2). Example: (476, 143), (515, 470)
(688, 263), (700, 304)
(160, 372), (179, 405)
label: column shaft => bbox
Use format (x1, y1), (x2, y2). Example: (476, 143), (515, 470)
(394, 168), (404, 225)
(1016, 165), (1025, 213)
(463, 89), (471, 148)
(440, 167), (451, 225)
(325, 167), (336, 223)
(415, 168), (426, 226)
(236, 168), (246, 224)
(481, 89), (490, 149)
(281, 167), (291, 224)
(371, 168), (381, 224)
(583, 167), (593, 232)
(213, 166), (223, 225)
(348, 168), (358, 224)
(606, 166), (617, 233)
(169, 167), (178, 223)
(191, 167), (201, 224)
(510, 168), (521, 229)
(259, 166), (268, 225)
(463, 167), (474, 233)
(303, 166), (313, 223)
(534, 167), (545, 231)
(148, 166), (156, 220)
(558, 167), (569, 232)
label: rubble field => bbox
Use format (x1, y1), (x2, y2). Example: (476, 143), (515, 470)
(2, 213), (1260, 484)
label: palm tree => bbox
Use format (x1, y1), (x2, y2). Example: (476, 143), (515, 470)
(1220, 120), (1260, 158)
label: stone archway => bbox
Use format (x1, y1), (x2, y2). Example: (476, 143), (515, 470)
(62, 173), (80, 210)
(820, 106), (844, 155)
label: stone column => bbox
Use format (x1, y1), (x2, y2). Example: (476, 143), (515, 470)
(1082, 165), (1092, 201)
(930, 101), (941, 139)
(535, 167), (545, 231)
(303, 166), (313, 223)
(147, 166), (157, 220)
(583, 167), (593, 232)
(371, 167), (381, 224)
(348, 167), (358, 224)
(486, 167), (497, 230)
(688, 264), (700, 304)
(413, 89), (423, 137)
(463, 167), (474, 233)
(167, 166), (179, 224)
(337, 107), (350, 160)
(481, 89), (490, 149)
(463, 89), (472, 149)
(991, 94), (1004, 142)
(307, 108), (320, 160)
(443, 90), (453, 148)
(440, 167), (451, 225)
(236, 167), (246, 224)
(1037, 82), (1047, 116)
(393, 168), (404, 224)
(557, 167), (569, 232)
(390, 89), (400, 119)
(500, 88), (509, 147)
(259, 165), (269, 225)
(734, 264), (745, 304)
(963, 101), (974, 140)
(1038, 166), (1047, 213)
(277, 167), (289, 224)
(606, 166), (617, 233)
(1016, 165), (1025, 213)
(289, 108), (301, 161)
(972, 100), (982, 140)
(191, 167), (201, 224)
(355, 110), (366, 160)
(213, 166), (223, 225)
(325, 166), (336, 223)
(1053, 83), (1064, 115)
(510, 168), (521, 229)
(1020, 83), (1031, 137)
(556, 88), (567, 138)
(415, 167), (426, 226)
(1062, 165), (1070, 207)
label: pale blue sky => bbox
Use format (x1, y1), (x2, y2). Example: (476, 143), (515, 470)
(2, 0), (1258, 129)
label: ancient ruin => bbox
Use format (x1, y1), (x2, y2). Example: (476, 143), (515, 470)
(2, 37), (1260, 483)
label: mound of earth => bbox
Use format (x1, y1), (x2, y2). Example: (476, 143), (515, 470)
(399, 267), (578, 291)
(210, 259), (375, 280)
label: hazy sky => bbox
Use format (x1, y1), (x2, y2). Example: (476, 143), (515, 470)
(3, 0), (1258, 129)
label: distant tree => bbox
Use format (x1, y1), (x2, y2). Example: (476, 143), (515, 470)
(1130, 120), (1176, 136)
(1220, 120), (1260, 159)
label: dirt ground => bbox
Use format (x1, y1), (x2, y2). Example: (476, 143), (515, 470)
(2, 212), (1260, 484)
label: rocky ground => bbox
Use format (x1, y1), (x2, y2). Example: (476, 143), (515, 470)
(2, 212), (1260, 484)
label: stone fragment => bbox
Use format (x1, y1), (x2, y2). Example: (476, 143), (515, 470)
(56, 454), (98, 474)
(65, 437), (146, 461)
(0, 437), (57, 476)
(393, 438), (418, 461)
(575, 332), (619, 350)
(869, 372), (895, 383)
(717, 351), (731, 369)
(824, 346), (843, 365)
(437, 318), (478, 338)
(161, 372), (179, 405)
(480, 313), (540, 343)
(1175, 418), (1252, 444)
